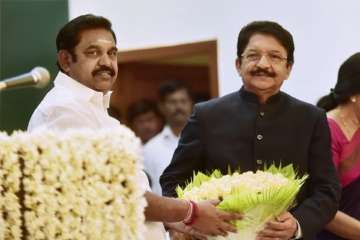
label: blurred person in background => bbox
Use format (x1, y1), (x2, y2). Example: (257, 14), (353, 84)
(316, 52), (360, 240)
(127, 99), (163, 144)
(144, 80), (193, 196)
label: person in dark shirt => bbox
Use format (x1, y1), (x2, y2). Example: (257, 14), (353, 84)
(160, 21), (341, 240)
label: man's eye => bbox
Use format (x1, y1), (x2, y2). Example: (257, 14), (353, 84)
(109, 51), (117, 57)
(247, 53), (259, 60)
(86, 51), (98, 57)
(269, 54), (282, 60)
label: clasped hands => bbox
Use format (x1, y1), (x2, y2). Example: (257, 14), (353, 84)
(166, 199), (241, 239)
(167, 203), (297, 240)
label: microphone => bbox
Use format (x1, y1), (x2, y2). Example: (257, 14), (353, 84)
(0, 67), (50, 91)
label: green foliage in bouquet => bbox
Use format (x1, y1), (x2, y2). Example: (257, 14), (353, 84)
(176, 164), (308, 240)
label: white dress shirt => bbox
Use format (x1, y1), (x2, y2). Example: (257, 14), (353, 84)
(28, 71), (120, 131)
(143, 126), (180, 195)
(28, 71), (166, 240)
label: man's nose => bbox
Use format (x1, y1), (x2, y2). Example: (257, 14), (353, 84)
(256, 55), (271, 68)
(99, 54), (112, 66)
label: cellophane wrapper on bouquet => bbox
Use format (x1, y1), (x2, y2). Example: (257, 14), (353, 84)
(176, 164), (308, 240)
(0, 128), (147, 240)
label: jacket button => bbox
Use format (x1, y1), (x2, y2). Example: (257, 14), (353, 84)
(257, 134), (263, 140)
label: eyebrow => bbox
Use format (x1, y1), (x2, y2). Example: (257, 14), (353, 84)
(85, 44), (101, 50)
(109, 46), (118, 52)
(246, 49), (283, 54)
(85, 44), (118, 52)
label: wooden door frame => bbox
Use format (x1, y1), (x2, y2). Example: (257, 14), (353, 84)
(117, 40), (219, 97)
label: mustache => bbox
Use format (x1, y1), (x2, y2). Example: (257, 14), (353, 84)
(92, 66), (116, 77)
(250, 68), (276, 77)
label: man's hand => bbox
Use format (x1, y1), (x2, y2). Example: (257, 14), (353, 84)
(256, 212), (298, 240)
(192, 200), (242, 237)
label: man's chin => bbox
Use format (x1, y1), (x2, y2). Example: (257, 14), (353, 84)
(251, 78), (276, 88)
(252, 75), (275, 81)
(94, 79), (115, 91)
(94, 84), (113, 93)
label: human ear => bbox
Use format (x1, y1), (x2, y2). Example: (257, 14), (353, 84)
(57, 50), (72, 73)
(235, 58), (244, 78)
(284, 62), (293, 80)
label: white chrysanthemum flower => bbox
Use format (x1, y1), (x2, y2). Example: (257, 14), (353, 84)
(0, 127), (147, 240)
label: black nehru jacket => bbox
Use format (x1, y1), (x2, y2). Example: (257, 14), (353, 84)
(160, 87), (341, 240)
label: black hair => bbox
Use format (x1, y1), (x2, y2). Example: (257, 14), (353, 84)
(56, 14), (116, 71)
(317, 52), (360, 111)
(237, 21), (294, 65)
(158, 80), (192, 102)
(127, 99), (161, 124)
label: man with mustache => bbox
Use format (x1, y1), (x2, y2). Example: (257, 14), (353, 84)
(161, 21), (341, 239)
(28, 14), (240, 240)
(28, 14), (119, 131)
(144, 80), (193, 196)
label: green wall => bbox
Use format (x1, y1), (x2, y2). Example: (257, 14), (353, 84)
(0, 0), (68, 133)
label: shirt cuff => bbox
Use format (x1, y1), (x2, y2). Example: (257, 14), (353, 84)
(291, 219), (302, 239)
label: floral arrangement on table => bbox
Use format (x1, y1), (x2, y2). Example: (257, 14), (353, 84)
(176, 164), (308, 240)
(0, 128), (147, 240)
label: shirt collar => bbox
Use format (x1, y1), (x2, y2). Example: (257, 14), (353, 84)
(239, 86), (283, 105)
(162, 125), (179, 140)
(54, 71), (112, 109)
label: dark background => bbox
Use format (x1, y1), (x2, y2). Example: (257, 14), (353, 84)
(0, 0), (68, 133)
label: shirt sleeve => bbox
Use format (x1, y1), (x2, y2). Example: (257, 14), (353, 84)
(138, 170), (151, 192)
(28, 106), (97, 132)
(291, 219), (302, 239)
(292, 111), (341, 239)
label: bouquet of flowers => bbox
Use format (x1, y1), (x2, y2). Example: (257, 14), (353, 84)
(0, 128), (147, 240)
(176, 165), (308, 240)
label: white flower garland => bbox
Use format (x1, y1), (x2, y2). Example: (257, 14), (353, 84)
(0, 132), (22, 240)
(0, 127), (147, 240)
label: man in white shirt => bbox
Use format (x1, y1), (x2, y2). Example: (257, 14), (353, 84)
(28, 14), (240, 239)
(28, 70), (119, 131)
(144, 80), (193, 195)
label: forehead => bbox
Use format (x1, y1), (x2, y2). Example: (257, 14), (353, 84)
(245, 33), (286, 53)
(165, 89), (191, 100)
(76, 28), (116, 49)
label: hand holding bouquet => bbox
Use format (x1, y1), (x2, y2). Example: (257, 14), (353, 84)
(176, 165), (308, 240)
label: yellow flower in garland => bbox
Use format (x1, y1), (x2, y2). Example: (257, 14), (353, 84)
(0, 127), (147, 240)
(0, 132), (22, 240)
(176, 164), (308, 240)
